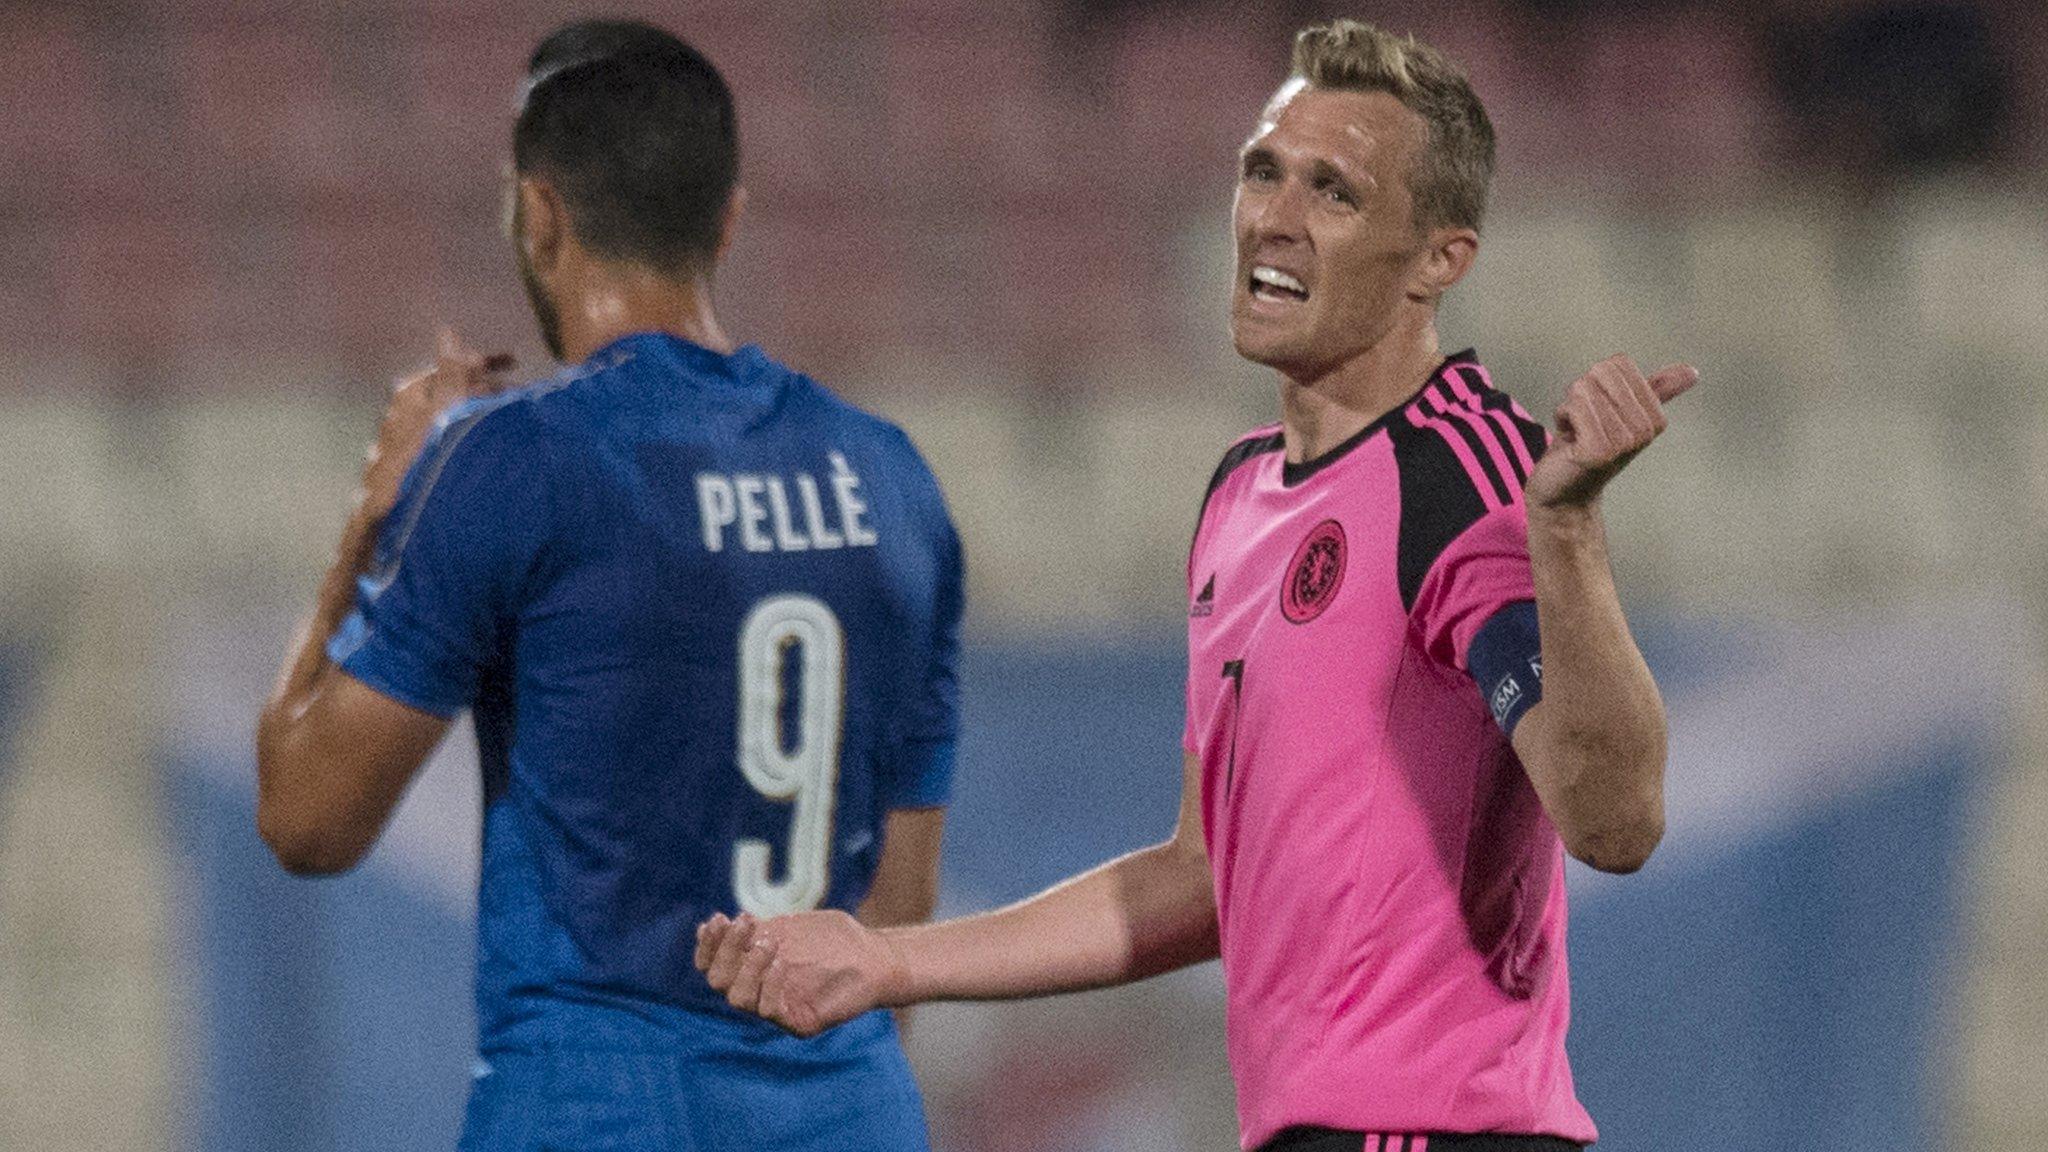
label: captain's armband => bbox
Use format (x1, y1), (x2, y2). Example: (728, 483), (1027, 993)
(1467, 600), (1543, 735)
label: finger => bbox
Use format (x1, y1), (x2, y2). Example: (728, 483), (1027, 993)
(392, 364), (432, 396)
(1563, 377), (1615, 458)
(694, 914), (729, 972)
(724, 937), (776, 1012)
(704, 915), (758, 990)
(1590, 361), (1661, 441)
(1648, 363), (1699, 404)
(757, 955), (790, 1025)
(778, 978), (822, 1038)
(437, 326), (472, 365)
(1551, 403), (1577, 446)
(1602, 353), (1641, 380)
(784, 1000), (821, 1038)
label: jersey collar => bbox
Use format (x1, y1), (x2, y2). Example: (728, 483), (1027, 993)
(1279, 348), (1480, 487)
(582, 330), (770, 381)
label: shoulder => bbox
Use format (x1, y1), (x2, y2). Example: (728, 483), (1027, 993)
(396, 370), (611, 529)
(789, 370), (960, 548)
(1385, 359), (1548, 610)
(1196, 423), (1285, 524)
(431, 344), (668, 467)
(818, 382), (929, 468)
(419, 383), (577, 487)
(808, 374), (948, 484)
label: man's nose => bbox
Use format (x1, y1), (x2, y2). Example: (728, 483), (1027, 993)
(1246, 180), (1309, 245)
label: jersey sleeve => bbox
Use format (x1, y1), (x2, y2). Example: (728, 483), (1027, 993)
(1411, 506), (1544, 732)
(327, 399), (551, 718)
(1183, 428), (1284, 754)
(880, 458), (965, 810)
(1390, 398), (1546, 732)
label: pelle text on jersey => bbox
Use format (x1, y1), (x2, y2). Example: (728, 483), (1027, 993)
(695, 452), (880, 553)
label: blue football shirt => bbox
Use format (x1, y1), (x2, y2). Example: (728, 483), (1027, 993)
(329, 332), (962, 1046)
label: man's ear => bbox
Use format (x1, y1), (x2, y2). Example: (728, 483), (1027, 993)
(714, 185), (748, 267)
(516, 177), (570, 275)
(1409, 227), (1479, 303)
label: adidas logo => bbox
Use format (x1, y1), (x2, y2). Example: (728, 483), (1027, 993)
(1190, 574), (1215, 618)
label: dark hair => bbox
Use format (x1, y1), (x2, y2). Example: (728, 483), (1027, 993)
(513, 20), (739, 273)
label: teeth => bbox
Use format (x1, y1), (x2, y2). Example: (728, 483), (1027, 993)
(1252, 266), (1307, 295)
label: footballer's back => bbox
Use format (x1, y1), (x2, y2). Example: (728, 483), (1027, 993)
(333, 330), (961, 1036)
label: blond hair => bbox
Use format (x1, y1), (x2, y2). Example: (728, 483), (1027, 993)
(1290, 19), (1496, 233)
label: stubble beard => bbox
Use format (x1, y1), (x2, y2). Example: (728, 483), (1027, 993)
(519, 252), (566, 362)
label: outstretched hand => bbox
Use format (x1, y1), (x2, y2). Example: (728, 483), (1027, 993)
(1523, 355), (1697, 512)
(358, 329), (518, 524)
(695, 910), (908, 1038)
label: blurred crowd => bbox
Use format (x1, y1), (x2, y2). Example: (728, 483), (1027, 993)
(3, 0), (2043, 386)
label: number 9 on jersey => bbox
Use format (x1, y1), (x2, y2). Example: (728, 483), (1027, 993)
(733, 594), (845, 917)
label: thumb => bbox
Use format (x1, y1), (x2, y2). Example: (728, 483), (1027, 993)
(1648, 363), (1699, 404)
(436, 326), (478, 367)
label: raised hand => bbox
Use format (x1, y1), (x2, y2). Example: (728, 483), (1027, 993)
(695, 910), (906, 1038)
(1524, 355), (1697, 512)
(358, 329), (518, 524)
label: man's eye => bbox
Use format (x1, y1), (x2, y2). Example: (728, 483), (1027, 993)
(1320, 183), (1355, 206)
(1245, 164), (1277, 183)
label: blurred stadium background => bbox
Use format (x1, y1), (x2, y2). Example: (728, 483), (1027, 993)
(1, 0), (2045, 1148)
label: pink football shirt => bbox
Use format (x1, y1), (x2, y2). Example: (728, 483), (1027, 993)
(1183, 352), (1596, 1149)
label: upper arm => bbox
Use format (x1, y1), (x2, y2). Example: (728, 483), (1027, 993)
(267, 400), (549, 871)
(332, 401), (552, 716)
(881, 499), (965, 810)
(258, 669), (451, 874)
(860, 453), (961, 921)
(1391, 392), (1542, 673)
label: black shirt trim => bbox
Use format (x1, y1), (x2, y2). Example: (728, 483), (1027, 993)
(1388, 410), (1491, 611)
(1279, 349), (1479, 487)
(1194, 429), (1287, 536)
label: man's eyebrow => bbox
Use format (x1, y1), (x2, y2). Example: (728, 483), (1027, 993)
(1308, 158), (1353, 185)
(1240, 142), (1277, 166)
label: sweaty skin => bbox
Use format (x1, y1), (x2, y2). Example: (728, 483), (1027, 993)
(700, 80), (1689, 1038)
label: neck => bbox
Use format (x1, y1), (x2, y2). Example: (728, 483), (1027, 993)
(555, 260), (734, 364)
(1276, 312), (1444, 465)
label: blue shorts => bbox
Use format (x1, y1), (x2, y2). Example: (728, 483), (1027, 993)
(457, 1010), (930, 1152)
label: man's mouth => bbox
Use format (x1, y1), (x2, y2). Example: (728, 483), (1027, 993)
(1249, 265), (1310, 304)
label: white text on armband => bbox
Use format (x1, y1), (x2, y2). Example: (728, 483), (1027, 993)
(696, 453), (881, 554)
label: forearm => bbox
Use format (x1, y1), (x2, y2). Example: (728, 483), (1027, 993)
(880, 836), (1217, 1006)
(1522, 502), (1667, 869)
(260, 510), (377, 750)
(255, 507), (382, 861)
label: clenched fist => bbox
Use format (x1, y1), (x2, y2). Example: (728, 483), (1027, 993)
(1524, 355), (1697, 512)
(358, 329), (517, 525)
(695, 910), (907, 1038)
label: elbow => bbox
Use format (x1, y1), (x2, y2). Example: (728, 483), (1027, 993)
(258, 804), (365, 877)
(1562, 794), (1665, 875)
(1540, 723), (1667, 876)
(254, 719), (365, 877)
(260, 820), (366, 877)
(1567, 819), (1663, 874)
(272, 851), (356, 878)
(254, 766), (366, 878)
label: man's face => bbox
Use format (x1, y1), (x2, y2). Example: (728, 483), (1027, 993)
(509, 183), (568, 360)
(1230, 82), (1432, 377)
